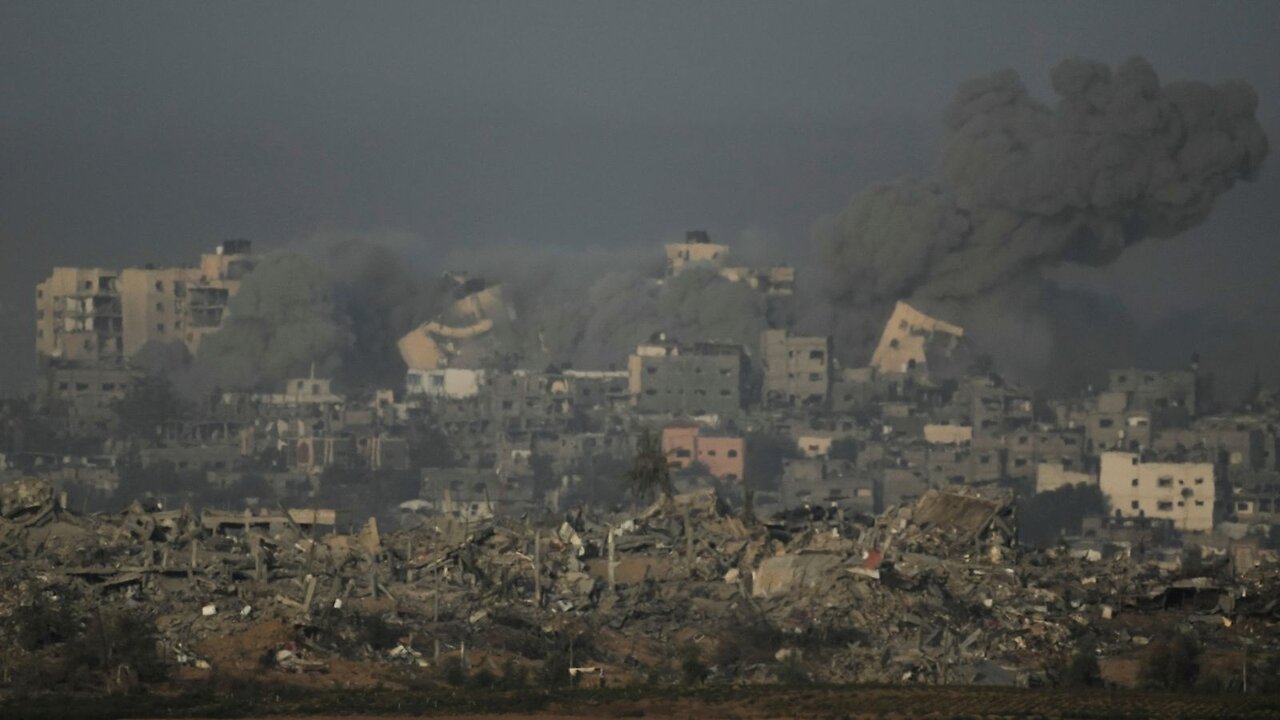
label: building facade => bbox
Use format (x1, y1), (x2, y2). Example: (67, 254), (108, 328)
(36, 240), (252, 364)
(628, 338), (747, 416)
(761, 330), (830, 408)
(1099, 452), (1216, 531)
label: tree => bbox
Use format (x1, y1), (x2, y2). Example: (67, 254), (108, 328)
(1061, 637), (1102, 687)
(744, 431), (800, 493)
(1140, 631), (1201, 691)
(627, 429), (672, 501)
(678, 641), (708, 685)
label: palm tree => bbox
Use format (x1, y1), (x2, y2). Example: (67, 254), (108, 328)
(627, 428), (673, 501)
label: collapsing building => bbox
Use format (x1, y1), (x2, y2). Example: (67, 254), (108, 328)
(664, 230), (794, 296)
(397, 275), (516, 371)
(869, 301), (964, 377)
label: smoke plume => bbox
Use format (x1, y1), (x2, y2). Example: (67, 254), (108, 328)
(186, 234), (769, 391)
(816, 57), (1268, 376)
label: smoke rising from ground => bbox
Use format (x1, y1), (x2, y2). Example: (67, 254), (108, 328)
(178, 57), (1267, 393)
(183, 239), (451, 392)
(181, 235), (770, 391)
(815, 57), (1268, 378)
(449, 241), (770, 372)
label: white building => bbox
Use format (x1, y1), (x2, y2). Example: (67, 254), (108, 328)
(406, 368), (486, 399)
(1099, 452), (1216, 531)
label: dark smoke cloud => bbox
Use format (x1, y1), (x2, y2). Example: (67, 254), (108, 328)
(178, 56), (1269, 393)
(448, 241), (769, 371)
(181, 233), (770, 392)
(184, 238), (449, 392)
(193, 252), (352, 391)
(816, 57), (1268, 376)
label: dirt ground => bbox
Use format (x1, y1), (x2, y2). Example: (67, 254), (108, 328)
(154, 685), (1280, 720)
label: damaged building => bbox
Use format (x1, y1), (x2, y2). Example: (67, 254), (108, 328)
(628, 335), (747, 416)
(35, 240), (253, 363)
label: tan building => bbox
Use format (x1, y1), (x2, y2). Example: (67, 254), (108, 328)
(35, 267), (123, 363)
(869, 301), (964, 376)
(664, 230), (731, 276)
(924, 424), (974, 446)
(761, 330), (830, 407)
(1035, 462), (1095, 494)
(36, 240), (252, 363)
(628, 336), (746, 416)
(664, 231), (794, 295)
(397, 279), (513, 371)
(662, 425), (745, 481)
(1099, 452), (1216, 532)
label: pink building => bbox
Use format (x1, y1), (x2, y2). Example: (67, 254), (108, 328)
(662, 425), (745, 481)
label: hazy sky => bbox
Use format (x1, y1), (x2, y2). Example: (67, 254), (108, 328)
(2, 1), (1277, 393)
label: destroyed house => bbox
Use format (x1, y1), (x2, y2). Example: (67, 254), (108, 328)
(485, 370), (574, 433)
(1151, 425), (1265, 470)
(869, 301), (964, 378)
(36, 361), (140, 436)
(664, 230), (729, 275)
(664, 231), (794, 295)
(970, 378), (1033, 434)
(419, 468), (536, 520)
(877, 489), (1016, 555)
(777, 458), (875, 515)
(1227, 470), (1280, 523)
(1052, 393), (1152, 454)
(562, 369), (630, 411)
(829, 366), (898, 413)
(1108, 367), (1200, 419)
(1002, 428), (1086, 481)
(397, 278), (514, 371)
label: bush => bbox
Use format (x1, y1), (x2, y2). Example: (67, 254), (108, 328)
(470, 666), (498, 689)
(774, 652), (811, 685)
(1061, 638), (1102, 687)
(712, 619), (783, 670)
(500, 658), (528, 689)
(68, 607), (169, 686)
(13, 584), (81, 652)
(1139, 631), (1201, 691)
(538, 650), (570, 688)
(678, 642), (707, 685)
(536, 630), (593, 688)
(439, 655), (469, 687)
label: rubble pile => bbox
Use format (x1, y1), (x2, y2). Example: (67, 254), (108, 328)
(1, 476), (1278, 691)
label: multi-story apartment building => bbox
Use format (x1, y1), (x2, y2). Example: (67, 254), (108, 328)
(36, 240), (252, 364)
(628, 336), (747, 416)
(761, 329), (831, 408)
(1099, 451), (1217, 532)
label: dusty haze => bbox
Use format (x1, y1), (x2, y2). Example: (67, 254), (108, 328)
(3, 2), (1279, 397)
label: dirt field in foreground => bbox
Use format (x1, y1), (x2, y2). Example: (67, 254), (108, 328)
(105, 685), (1280, 720)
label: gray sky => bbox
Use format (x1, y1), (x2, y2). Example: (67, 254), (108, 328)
(2, 1), (1278, 394)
